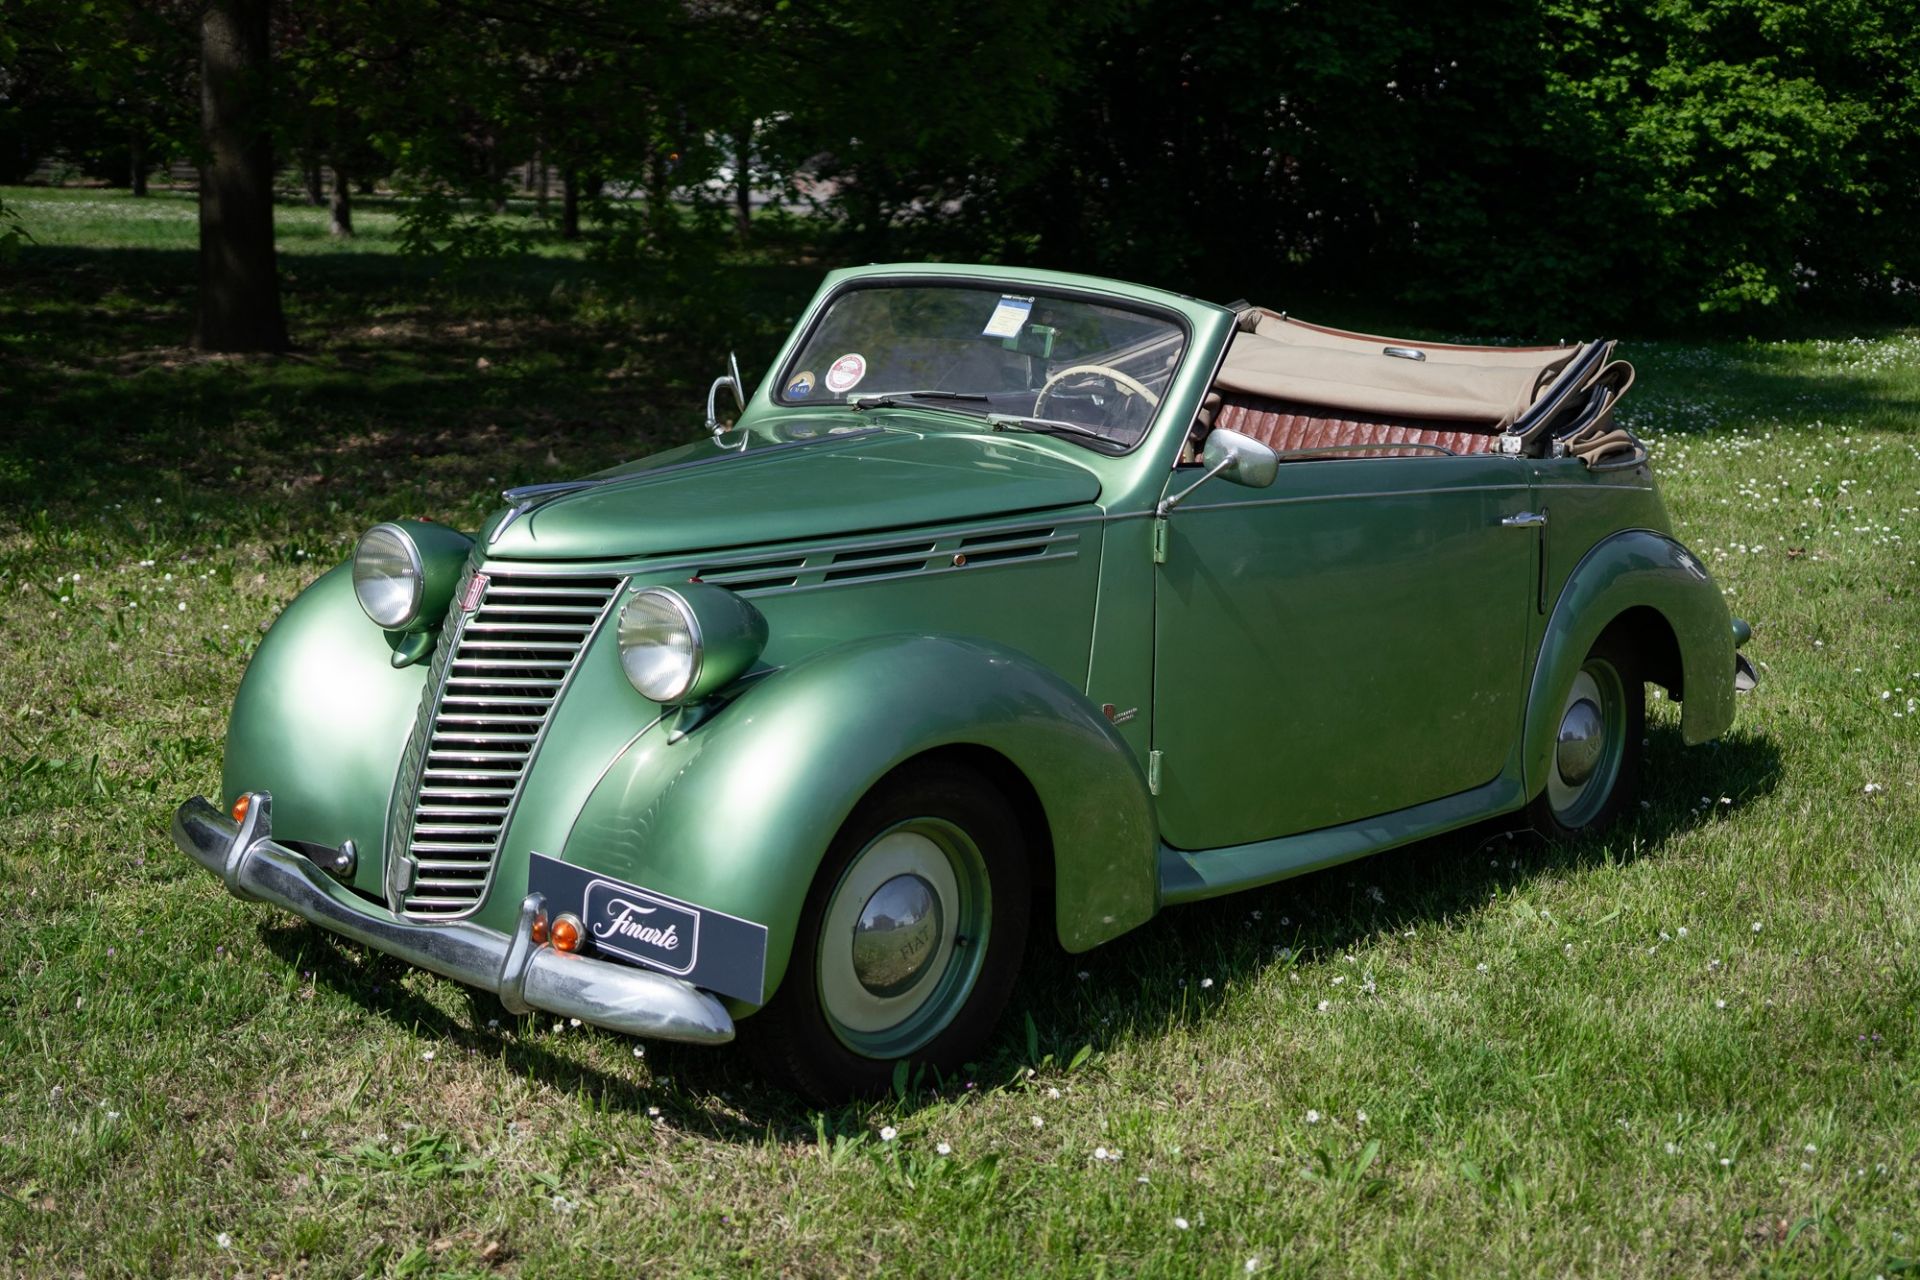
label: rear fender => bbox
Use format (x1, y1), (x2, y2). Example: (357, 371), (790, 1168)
(560, 634), (1160, 1010)
(1524, 530), (1735, 796)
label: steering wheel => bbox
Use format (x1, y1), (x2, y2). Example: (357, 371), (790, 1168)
(1034, 363), (1161, 418)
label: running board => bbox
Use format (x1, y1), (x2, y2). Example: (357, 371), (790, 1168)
(1157, 776), (1525, 907)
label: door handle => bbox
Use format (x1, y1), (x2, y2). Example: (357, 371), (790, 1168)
(1501, 511), (1549, 527)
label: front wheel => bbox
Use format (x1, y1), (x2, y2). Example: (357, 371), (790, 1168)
(749, 761), (1030, 1102)
(1527, 633), (1645, 838)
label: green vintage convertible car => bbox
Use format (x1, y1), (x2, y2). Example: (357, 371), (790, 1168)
(173, 263), (1756, 1099)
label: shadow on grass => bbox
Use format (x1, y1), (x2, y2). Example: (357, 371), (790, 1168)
(255, 719), (1781, 1132)
(0, 243), (816, 527)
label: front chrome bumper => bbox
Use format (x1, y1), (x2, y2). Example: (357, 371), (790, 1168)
(170, 793), (734, 1045)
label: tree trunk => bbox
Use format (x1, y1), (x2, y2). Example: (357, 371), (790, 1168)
(535, 155), (549, 215)
(733, 124), (751, 244)
(130, 125), (149, 197)
(301, 157), (324, 205)
(489, 147), (509, 214)
(194, 0), (288, 353)
(328, 167), (353, 237)
(559, 167), (580, 240)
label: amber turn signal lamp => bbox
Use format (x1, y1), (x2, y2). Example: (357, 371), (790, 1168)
(530, 912), (549, 945)
(551, 914), (583, 953)
(231, 794), (252, 824)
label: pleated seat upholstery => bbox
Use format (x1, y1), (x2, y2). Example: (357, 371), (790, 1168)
(1212, 395), (1499, 459)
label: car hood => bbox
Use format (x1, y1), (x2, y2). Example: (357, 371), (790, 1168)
(482, 423), (1105, 561)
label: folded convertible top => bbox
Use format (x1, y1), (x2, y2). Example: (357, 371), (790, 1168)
(1218, 312), (1581, 428)
(1214, 308), (1642, 468)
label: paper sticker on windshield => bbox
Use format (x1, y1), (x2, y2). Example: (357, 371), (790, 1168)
(981, 295), (1034, 339)
(786, 369), (816, 399)
(825, 352), (867, 394)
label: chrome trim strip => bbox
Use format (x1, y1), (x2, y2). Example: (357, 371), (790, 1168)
(1172, 483), (1535, 515)
(171, 796), (733, 1043)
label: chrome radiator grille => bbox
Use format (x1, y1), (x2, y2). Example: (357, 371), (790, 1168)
(390, 571), (621, 918)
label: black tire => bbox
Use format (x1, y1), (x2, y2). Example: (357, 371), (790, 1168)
(748, 761), (1030, 1103)
(1528, 630), (1646, 838)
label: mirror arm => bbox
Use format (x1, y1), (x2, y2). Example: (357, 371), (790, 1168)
(1157, 457), (1233, 517)
(705, 375), (736, 436)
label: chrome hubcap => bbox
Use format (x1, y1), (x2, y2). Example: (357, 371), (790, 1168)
(1545, 662), (1625, 828)
(1556, 698), (1604, 785)
(852, 873), (944, 998)
(817, 821), (991, 1058)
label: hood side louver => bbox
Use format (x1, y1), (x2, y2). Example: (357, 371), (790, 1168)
(691, 526), (1075, 598)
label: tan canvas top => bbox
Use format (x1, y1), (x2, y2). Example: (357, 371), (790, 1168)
(1216, 312), (1582, 427)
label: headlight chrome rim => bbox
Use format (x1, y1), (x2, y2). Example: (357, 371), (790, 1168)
(352, 522), (426, 630)
(618, 587), (704, 704)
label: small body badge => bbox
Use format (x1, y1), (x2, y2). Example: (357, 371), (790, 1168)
(786, 369), (815, 399)
(460, 573), (490, 612)
(824, 352), (868, 394)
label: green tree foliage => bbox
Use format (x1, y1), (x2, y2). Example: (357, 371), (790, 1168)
(4, 0), (1915, 332)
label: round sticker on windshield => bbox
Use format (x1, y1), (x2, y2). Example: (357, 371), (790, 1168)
(824, 353), (868, 394)
(786, 370), (816, 399)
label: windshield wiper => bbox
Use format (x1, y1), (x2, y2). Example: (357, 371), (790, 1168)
(851, 390), (991, 412)
(987, 413), (1128, 447)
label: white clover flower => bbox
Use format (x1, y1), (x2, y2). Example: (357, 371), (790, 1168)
(421, 1050), (435, 1062)
(1031, 1115), (1045, 1129)
(1200, 978), (1214, 989)
(1316, 1000), (1330, 1012)
(1804, 1143), (1818, 1154)
(1305, 1109), (1321, 1124)
(1677, 927), (1689, 938)
(1751, 921), (1763, 934)
(936, 1141), (952, 1156)
(1246, 1258), (1260, 1273)
(1355, 1110), (1369, 1125)
(216, 1232), (233, 1250)
(879, 1126), (898, 1142)
(647, 1106), (661, 1117)
(1475, 962), (1489, 972)
(1047, 1086), (1061, 1100)
(1173, 1216), (1191, 1231)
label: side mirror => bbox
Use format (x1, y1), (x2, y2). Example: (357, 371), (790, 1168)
(1159, 427), (1278, 516)
(1200, 427), (1278, 490)
(706, 351), (748, 437)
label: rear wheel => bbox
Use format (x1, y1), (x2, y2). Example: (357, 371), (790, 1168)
(1528, 633), (1645, 838)
(750, 761), (1029, 1102)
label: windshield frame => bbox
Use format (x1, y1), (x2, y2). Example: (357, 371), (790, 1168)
(770, 274), (1196, 457)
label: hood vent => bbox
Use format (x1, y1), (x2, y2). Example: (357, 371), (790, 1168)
(692, 525), (1074, 598)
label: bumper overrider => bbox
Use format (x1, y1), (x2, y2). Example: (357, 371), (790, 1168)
(170, 793), (735, 1044)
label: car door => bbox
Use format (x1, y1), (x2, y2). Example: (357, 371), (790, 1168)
(1151, 452), (1537, 850)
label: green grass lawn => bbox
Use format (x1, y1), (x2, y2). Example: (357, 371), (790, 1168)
(2, 187), (1917, 1278)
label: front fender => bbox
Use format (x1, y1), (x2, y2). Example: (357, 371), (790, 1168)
(221, 564), (429, 898)
(560, 633), (1160, 1010)
(1524, 529), (1736, 796)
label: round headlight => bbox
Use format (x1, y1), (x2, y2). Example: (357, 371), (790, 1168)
(618, 588), (700, 702)
(617, 584), (768, 705)
(352, 523), (424, 629)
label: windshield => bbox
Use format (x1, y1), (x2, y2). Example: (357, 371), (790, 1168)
(776, 284), (1187, 448)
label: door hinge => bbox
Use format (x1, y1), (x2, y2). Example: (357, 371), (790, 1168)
(1152, 517), (1169, 564)
(1147, 749), (1163, 795)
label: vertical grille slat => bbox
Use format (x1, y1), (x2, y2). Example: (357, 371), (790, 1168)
(388, 571), (620, 919)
